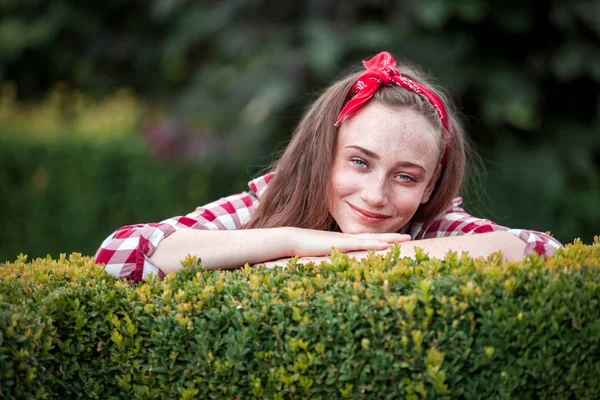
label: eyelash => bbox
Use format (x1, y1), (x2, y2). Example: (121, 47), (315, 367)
(397, 175), (417, 183)
(351, 158), (368, 168)
(350, 158), (417, 182)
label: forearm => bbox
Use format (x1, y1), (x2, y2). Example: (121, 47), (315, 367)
(149, 228), (293, 273)
(395, 231), (526, 260)
(348, 231), (527, 262)
(260, 231), (529, 269)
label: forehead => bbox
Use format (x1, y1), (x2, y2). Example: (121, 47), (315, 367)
(337, 102), (440, 163)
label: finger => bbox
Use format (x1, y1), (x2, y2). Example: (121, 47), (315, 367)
(354, 233), (411, 242)
(296, 257), (328, 265)
(381, 234), (411, 242)
(337, 240), (390, 252)
(255, 259), (289, 269)
(265, 261), (287, 269)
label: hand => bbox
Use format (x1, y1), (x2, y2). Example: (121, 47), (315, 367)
(256, 255), (330, 270)
(285, 227), (411, 257)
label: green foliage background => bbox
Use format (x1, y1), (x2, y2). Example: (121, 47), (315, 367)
(0, 0), (599, 260)
(1, 242), (600, 399)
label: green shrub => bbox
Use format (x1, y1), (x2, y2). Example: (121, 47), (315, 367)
(0, 137), (248, 262)
(1, 240), (599, 399)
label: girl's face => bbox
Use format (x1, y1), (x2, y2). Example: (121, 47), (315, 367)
(328, 102), (441, 234)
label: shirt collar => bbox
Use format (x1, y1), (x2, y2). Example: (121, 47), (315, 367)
(247, 172), (275, 199)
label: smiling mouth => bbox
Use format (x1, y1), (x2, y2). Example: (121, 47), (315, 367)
(348, 203), (390, 222)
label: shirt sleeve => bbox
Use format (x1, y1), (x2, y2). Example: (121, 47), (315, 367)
(94, 190), (260, 284)
(408, 197), (563, 257)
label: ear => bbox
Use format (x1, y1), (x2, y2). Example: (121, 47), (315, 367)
(420, 166), (442, 204)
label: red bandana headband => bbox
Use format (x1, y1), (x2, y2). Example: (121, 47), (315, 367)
(334, 52), (451, 166)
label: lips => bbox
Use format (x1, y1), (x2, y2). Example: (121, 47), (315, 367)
(348, 203), (390, 223)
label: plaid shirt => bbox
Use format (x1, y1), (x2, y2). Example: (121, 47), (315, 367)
(95, 173), (562, 284)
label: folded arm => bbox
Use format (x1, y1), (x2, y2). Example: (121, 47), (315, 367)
(260, 231), (527, 268)
(386, 231), (526, 260)
(94, 191), (260, 283)
(409, 196), (562, 257)
(260, 198), (562, 268)
(150, 228), (410, 274)
(95, 184), (409, 283)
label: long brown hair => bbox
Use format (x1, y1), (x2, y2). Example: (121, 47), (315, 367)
(245, 60), (468, 230)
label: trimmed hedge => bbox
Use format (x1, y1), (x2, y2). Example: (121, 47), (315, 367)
(1, 240), (600, 399)
(0, 137), (249, 262)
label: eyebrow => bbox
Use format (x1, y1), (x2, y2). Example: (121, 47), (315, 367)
(345, 145), (427, 174)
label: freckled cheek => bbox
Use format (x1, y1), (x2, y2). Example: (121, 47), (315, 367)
(387, 188), (422, 213)
(330, 168), (361, 201)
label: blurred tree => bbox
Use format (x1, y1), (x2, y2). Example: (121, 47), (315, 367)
(0, 0), (598, 246)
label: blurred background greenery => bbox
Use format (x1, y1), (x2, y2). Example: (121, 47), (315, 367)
(0, 0), (598, 261)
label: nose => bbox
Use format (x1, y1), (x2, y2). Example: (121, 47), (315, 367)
(360, 175), (388, 207)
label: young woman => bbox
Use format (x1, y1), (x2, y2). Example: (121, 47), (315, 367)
(95, 52), (562, 284)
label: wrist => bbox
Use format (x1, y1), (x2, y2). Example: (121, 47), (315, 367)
(276, 227), (297, 258)
(398, 242), (416, 259)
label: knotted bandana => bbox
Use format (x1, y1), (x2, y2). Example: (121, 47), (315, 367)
(335, 52), (450, 166)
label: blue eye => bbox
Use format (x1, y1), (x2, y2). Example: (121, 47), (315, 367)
(351, 158), (368, 168)
(396, 174), (417, 182)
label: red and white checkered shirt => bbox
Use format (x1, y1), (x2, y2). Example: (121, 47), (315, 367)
(95, 173), (563, 284)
